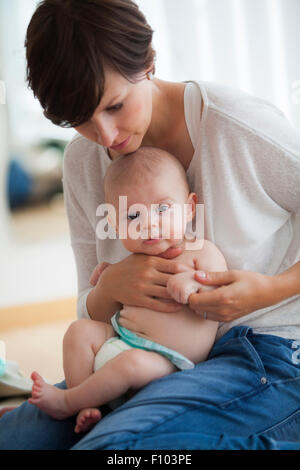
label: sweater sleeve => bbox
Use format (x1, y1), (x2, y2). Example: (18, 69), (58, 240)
(62, 141), (98, 319)
(218, 89), (300, 215)
(248, 103), (300, 215)
(200, 81), (300, 215)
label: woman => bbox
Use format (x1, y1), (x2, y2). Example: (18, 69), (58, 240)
(1, 0), (300, 450)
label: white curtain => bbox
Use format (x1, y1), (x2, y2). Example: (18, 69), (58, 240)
(0, 0), (76, 146)
(138, 0), (300, 130)
(1, 0), (300, 145)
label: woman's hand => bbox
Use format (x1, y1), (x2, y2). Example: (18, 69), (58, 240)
(188, 268), (278, 322)
(99, 252), (191, 314)
(89, 262), (111, 286)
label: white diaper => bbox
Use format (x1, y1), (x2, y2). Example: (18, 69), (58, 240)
(93, 336), (134, 410)
(93, 336), (133, 372)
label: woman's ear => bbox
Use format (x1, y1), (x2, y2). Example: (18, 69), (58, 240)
(186, 193), (198, 223)
(145, 59), (155, 80)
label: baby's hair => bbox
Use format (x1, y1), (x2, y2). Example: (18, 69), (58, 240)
(104, 147), (190, 202)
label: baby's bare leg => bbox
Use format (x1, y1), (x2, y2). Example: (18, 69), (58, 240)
(66, 348), (176, 411)
(62, 318), (115, 432)
(63, 318), (115, 388)
(28, 349), (176, 425)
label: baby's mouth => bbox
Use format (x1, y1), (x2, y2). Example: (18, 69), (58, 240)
(143, 237), (162, 245)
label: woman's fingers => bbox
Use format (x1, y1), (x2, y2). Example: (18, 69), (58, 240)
(108, 253), (192, 308)
(89, 262), (111, 286)
(188, 288), (224, 313)
(146, 285), (175, 300)
(152, 271), (184, 287)
(154, 257), (194, 275)
(194, 269), (235, 286)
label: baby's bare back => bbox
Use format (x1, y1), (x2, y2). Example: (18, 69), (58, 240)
(119, 239), (227, 363)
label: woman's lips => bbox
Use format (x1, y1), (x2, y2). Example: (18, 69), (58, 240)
(110, 136), (131, 151)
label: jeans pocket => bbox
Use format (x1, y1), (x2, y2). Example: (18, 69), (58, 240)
(242, 334), (268, 380)
(257, 409), (300, 442)
(211, 332), (270, 409)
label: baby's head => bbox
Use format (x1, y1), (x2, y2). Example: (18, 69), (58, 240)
(104, 146), (197, 255)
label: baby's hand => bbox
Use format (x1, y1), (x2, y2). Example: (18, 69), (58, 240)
(167, 271), (214, 304)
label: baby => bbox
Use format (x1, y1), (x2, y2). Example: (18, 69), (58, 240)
(28, 147), (227, 433)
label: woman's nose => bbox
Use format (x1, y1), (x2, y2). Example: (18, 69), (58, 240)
(92, 116), (118, 147)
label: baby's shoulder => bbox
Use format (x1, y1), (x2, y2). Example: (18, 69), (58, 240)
(178, 238), (226, 271)
(183, 237), (219, 255)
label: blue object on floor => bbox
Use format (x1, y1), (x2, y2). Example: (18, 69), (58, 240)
(7, 159), (33, 209)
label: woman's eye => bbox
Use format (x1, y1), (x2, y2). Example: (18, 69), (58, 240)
(107, 103), (123, 112)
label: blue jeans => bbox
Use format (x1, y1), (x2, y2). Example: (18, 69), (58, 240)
(1, 326), (300, 450)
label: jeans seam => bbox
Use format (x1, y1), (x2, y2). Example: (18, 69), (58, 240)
(80, 404), (198, 448)
(84, 403), (300, 450)
(242, 336), (266, 376)
(209, 337), (242, 356)
(218, 384), (269, 409)
(266, 374), (300, 387)
(93, 432), (199, 450)
(256, 408), (300, 437)
(82, 383), (272, 449)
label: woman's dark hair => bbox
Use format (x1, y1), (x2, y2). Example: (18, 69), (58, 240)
(25, 0), (155, 127)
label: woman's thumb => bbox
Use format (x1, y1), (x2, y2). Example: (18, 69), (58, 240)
(194, 270), (232, 286)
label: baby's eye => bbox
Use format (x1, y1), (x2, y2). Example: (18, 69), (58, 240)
(158, 204), (170, 213)
(127, 211), (140, 220)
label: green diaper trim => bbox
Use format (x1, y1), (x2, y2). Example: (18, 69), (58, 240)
(111, 311), (194, 371)
(106, 337), (132, 353)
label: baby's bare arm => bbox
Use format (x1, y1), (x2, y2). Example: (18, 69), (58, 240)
(167, 240), (228, 305)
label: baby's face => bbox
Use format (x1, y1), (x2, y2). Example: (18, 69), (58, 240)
(110, 168), (195, 256)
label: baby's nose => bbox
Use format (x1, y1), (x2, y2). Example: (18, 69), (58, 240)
(140, 211), (160, 235)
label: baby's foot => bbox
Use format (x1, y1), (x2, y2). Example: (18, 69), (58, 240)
(28, 371), (72, 420)
(75, 408), (102, 433)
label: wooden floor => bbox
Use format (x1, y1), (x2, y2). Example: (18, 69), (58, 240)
(0, 297), (77, 332)
(0, 298), (77, 386)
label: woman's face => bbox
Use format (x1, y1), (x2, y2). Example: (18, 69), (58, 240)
(74, 68), (153, 155)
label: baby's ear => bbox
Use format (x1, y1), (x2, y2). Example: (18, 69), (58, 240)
(186, 193), (198, 222)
